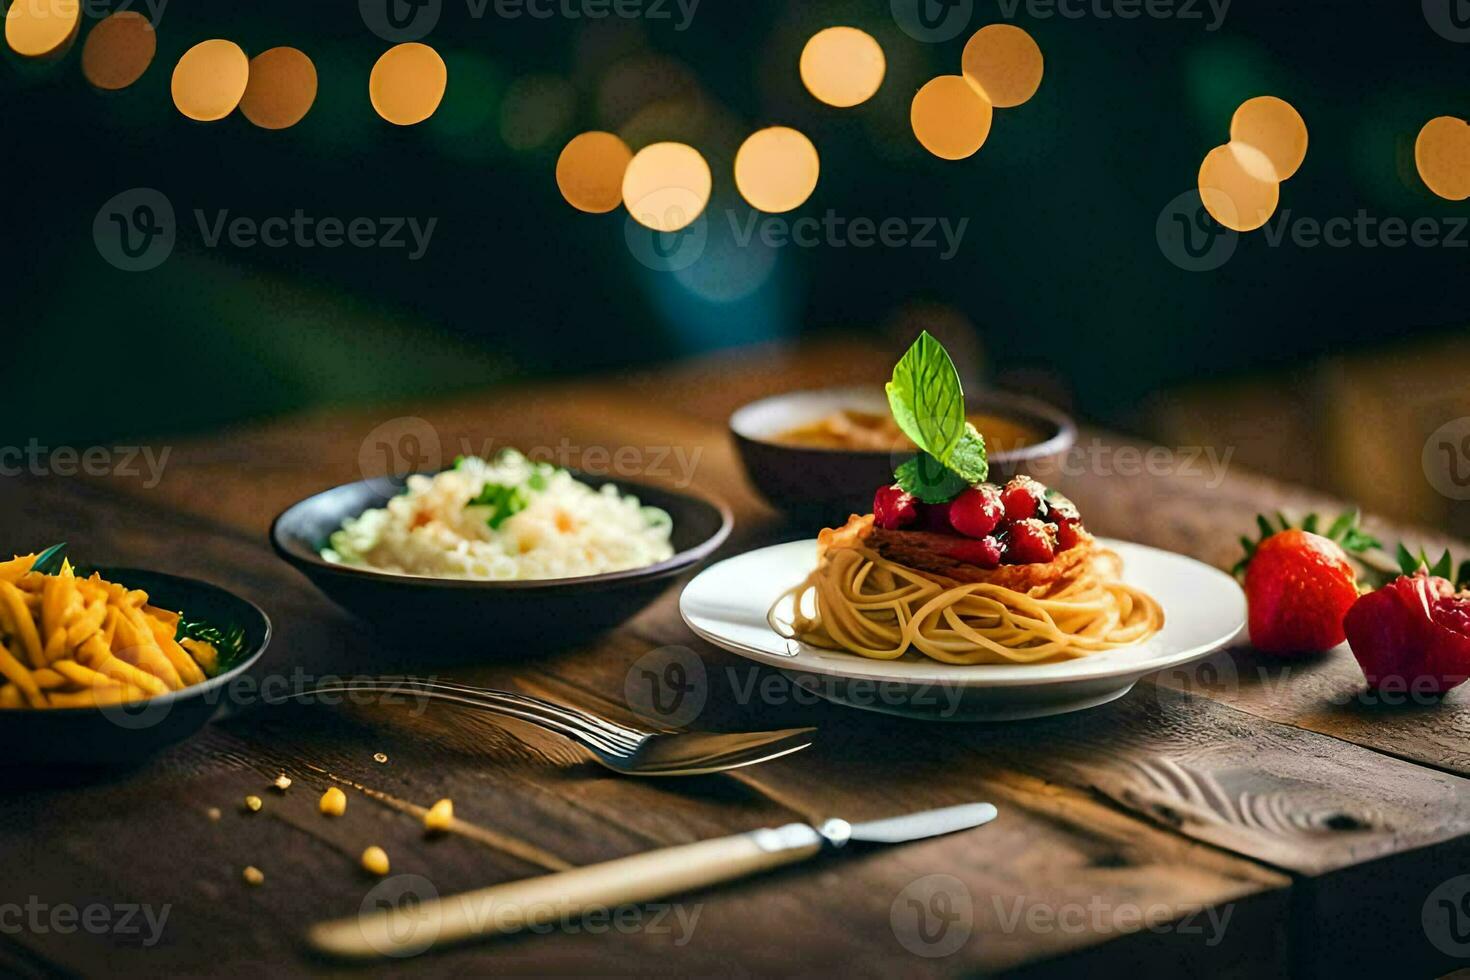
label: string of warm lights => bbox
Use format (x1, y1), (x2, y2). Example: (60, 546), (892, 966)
(9, 1), (1469, 229)
(1197, 96), (1308, 232)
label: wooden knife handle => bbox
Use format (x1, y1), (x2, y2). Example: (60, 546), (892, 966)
(309, 824), (826, 960)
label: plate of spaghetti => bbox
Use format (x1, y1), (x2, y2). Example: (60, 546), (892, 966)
(680, 333), (1243, 720)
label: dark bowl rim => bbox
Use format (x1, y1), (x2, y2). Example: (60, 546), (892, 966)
(2, 566), (272, 717)
(269, 470), (736, 593)
(728, 385), (1078, 463)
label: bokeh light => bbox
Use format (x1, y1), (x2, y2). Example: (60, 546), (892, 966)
(622, 142), (712, 232)
(239, 47), (317, 130)
(734, 127), (820, 213)
(961, 24), (1044, 109)
(171, 40), (250, 122)
(557, 131), (633, 213)
(81, 11), (155, 90)
(500, 74), (576, 152)
(1198, 142), (1279, 231)
(1415, 116), (1470, 202)
(911, 76), (993, 160)
(1230, 96), (1307, 182)
(800, 27), (886, 108)
(370, 43), (447, 126)
(5, 0), (79, 58)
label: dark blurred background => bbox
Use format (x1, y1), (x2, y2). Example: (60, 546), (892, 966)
(5, 0), (1470, 529)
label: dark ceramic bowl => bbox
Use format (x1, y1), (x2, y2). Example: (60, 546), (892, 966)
(0, 568), (271, 767)
(731, 385), (1077, 520)
(271, 472), (733, 649)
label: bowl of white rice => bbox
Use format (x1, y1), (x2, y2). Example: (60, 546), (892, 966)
(271, 451), (732, 649)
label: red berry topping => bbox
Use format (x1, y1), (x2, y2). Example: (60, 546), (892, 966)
(873, 485), (918, 530)
(1056, 520), (1085, 552)
(946, 536), (1003, 569)
(1001, 476), (1045, 522)
(1005, 519), (1056, 565)
(949, 485), (1005, 539)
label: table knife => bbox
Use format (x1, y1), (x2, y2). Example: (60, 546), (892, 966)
(309, 801), (998, 960)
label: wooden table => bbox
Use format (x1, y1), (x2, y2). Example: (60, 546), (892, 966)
(4, 339), (1469, 978)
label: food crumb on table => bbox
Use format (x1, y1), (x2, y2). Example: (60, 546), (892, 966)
(273, 774), (292, 791)
(242, 866), (264, 886)
(373, 752), (388, 764)
(361, 846), (390, 876)
(424, 798), (454, 833)
(244, 795), (263, 813)
(319, 787), (347, 816)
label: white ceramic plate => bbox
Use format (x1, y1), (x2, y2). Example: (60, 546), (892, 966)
(679, 539), (1245, 721)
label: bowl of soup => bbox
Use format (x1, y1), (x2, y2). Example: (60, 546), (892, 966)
(730, 386), (1077, 519)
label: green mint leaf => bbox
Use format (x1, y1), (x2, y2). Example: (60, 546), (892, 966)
(894, 453), (968, 504)
(1433, 549), (1455, 580)
(886, 331), (968, 461)
(943, 423), (989, 484)
(1326, 509), (1356, 542)
(1302, 513), (1319, 534)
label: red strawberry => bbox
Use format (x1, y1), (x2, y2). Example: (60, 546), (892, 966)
(1005, 519), (1057, 565)
(1243, 529), (1359, 655)
(873, 485), (918, 530)
(949, 485), (1005, 539)
(1344, 573), (1470, 694)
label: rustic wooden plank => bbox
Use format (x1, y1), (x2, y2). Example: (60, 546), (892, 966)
(12, 339), (1470, 976)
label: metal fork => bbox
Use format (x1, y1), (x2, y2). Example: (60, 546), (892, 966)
(270, 678), (816, 777)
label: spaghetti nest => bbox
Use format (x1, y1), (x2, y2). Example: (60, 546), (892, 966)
(770, 542), (1163, 666)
